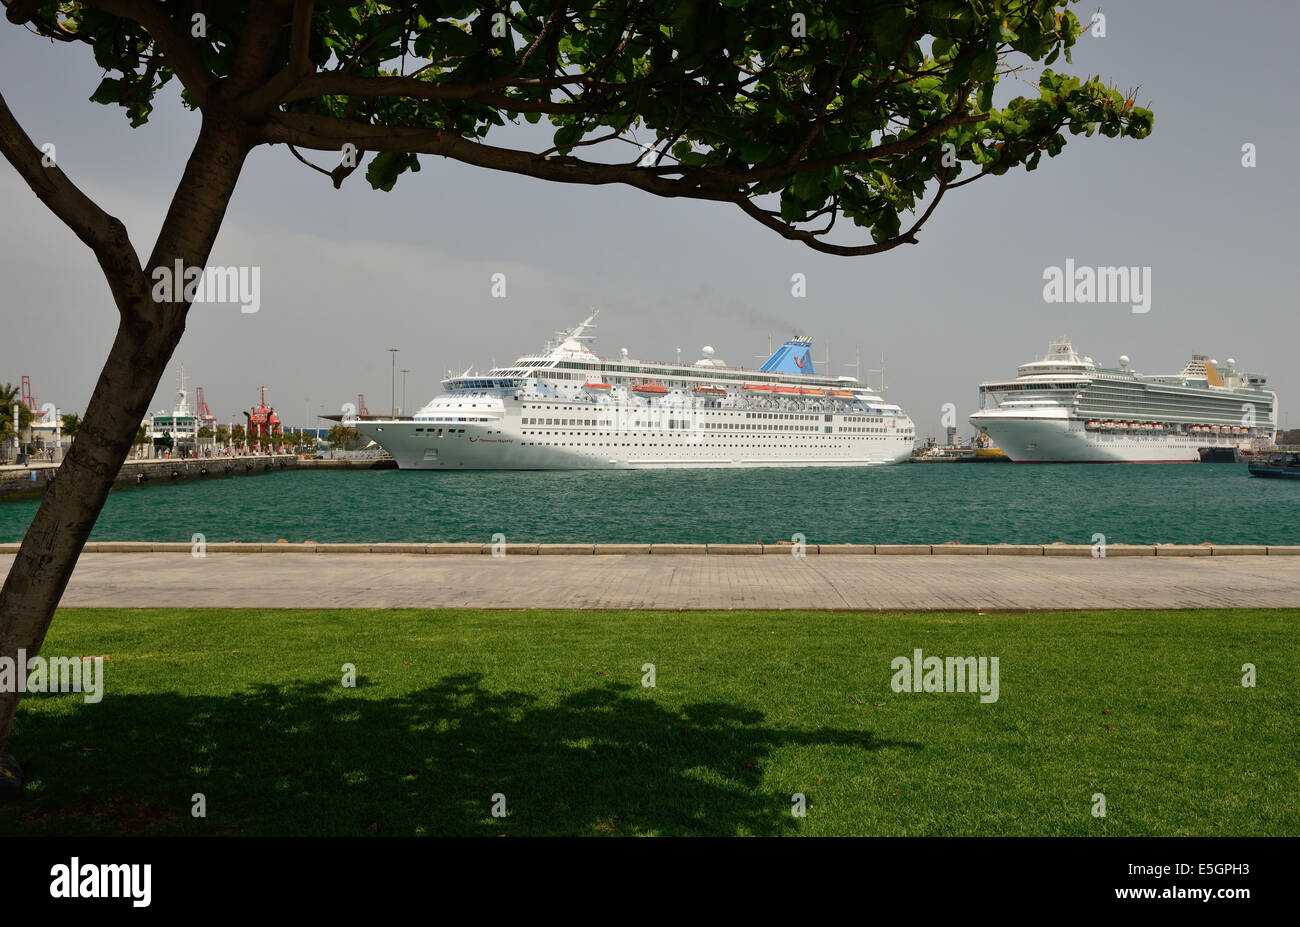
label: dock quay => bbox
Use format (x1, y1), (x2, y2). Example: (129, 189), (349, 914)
(4, 548), (1298, 610)
(0, 453), (300, 501)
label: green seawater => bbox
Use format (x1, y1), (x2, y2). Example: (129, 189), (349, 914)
(2, 463), (1297, 545)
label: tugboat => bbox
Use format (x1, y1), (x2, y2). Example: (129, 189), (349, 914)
(1247, 448), (1300, 479)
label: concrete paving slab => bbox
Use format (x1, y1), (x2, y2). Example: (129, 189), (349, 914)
(9, 552), (1300, 611)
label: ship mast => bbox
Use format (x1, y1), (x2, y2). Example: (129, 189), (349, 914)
(869, 353), (888, 394)
(844, 346), (862, 383)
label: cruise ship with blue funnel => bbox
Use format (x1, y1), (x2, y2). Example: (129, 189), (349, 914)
(348, 312), (915, 469)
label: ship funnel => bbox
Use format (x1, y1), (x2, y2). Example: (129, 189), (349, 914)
(759, 337), (816, 376)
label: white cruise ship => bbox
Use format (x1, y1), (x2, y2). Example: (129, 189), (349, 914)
(347, 313), (915, 469)
(969, 339), (1277, 463)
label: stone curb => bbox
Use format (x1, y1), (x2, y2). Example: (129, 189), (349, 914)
(0, 542), (1293, 556)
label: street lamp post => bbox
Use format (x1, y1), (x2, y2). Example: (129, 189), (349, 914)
(388, 347), (399, 417)
(399, 369), (409, 416)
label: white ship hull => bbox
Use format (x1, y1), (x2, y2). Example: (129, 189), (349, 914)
(969, 410), (1245, 463)
(358, 408), (913, 470)
(969, 340), (1276, 464)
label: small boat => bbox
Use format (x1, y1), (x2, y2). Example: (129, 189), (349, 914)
(583, 381), (612, 392)
(799, 388), (825, 396)
(1248, 451), (1300, 479)
(692, 385), (726, 395)
(743, 384), (772, 392)
(773, 387), (800, 394)
(633, 381), (669, 395)
(829, 390), (855, 397)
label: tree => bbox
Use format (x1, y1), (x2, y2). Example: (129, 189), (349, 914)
(60, 413), (82, 437)
(325, 424), (364, 450)
(0, 382), (34, 444)
(0, 1), (1152, 770)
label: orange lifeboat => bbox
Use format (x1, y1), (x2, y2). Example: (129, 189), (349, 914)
(633, 381), (669, 395)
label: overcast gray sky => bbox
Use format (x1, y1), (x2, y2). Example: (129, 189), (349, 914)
(2, 2), (1296, 437)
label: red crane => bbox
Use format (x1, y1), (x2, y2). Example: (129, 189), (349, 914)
(20, 375), (37, 412)
(195, 387), (216, 428)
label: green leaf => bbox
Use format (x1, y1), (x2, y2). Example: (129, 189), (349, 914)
(971, 44), (998, 83)
(89, 78), (123, 105)
(552, 124), (582, 151)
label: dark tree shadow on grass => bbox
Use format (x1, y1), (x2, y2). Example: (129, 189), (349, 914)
(1, 674), (920, 836)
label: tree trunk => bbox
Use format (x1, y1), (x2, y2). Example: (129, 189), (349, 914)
(0, 115), (251, 756)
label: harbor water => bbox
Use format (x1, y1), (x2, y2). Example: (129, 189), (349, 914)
(2, 463), (1296, 546)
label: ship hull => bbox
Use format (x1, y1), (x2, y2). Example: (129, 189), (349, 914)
(969, 412), (1246, 463)
(357, 419), (912, 470)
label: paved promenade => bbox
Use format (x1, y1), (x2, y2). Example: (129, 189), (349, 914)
(4, 552), (1299, 610)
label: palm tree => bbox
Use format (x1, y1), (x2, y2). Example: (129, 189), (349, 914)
(61, 413), (82, 436)
(0, 383), (34, 443)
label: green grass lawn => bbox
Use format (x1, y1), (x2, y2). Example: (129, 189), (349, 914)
(2, 607), (1295, 836)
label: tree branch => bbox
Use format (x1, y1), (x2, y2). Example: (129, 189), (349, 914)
(261, 110), (731, 200)
(241, 0), (317, 113)
(730, 175), (951, 257)
(0, 89), (148, 312)
(78, 0), (215, 107)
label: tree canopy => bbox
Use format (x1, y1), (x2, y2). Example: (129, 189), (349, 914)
(8, 0), (1151, 255)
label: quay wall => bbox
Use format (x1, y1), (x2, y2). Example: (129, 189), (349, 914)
(0, 454), (301, 501)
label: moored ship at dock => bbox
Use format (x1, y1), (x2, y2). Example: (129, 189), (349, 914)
(345, 312), (915, 469)
(970, 339), (1277, 463)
